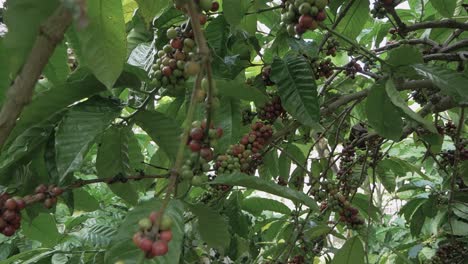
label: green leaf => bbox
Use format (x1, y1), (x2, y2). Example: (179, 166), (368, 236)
(22, 213), (61, 248)
(331, 236), (365, 264)
(96, 127), (139, 205)
(76, 0), (126, 88)
(335, 0), (370, 40)
(73, 188), (100, 212)
(55, 97), (122, 183)
(304, 225), (332, 240)
(223, 1), (245, 27)
(351, 193), (380, 221)
(429, 0), (456, 17)
(136, 0), (170, 26)
(413, 64), (468, 102)
(216, 76), (269, 105)
(385, 79), (437, 133)
(3, 0), (60, 75)
(210, 173), (319, 210)
(105, 199), (184, 264)
(366, 81), (403, 141)
(410, 206), (425, 237)
(270, 55), (319, 127)
(206, 16), (230, 57)
(134, 110), (182, 161)
(188, 203), (230, 250)
(386, 45), (424, 68)
(376, 162), (397, 192)
(242, 197), (291, 215)
(214, 97), (242, 153)
(0, 249), (54, 264)
(43, 42), (70, 85)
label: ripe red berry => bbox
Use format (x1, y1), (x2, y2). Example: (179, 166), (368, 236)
(216, 127), (223, 138)
(190, 127), (204, 140)
(51, 187), (64, 196)
(15, 199), (26, 210)
(199, 14), (207, 25)
(139, 238), (154, 252)
(4, 199), (17, 210)
(0, 218), (7, 229)
(211, 1), (219, 11)
(159, 230), (173, 242)
(2, 226), (15, 237)
(2, 210), (16, 222)
(298, 15), (314, 28)
(200, 148), (213, 161)
(44, 198), (54, 209)
(152, 240), (169, 256)
(133, 232), (143, 245)
(35, 184), (47, 194)
(189, 140), (202, 152)
(162, 66), (172, 77)
(316, 10), (327, 21)
(170, 38), (183, 50)
(149, 211), (160, 223)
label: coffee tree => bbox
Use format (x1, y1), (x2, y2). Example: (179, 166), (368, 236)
(0, 0), (467, 263)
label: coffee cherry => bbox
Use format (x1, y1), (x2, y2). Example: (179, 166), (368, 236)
(2, 210), (16, 222)
(181, 169), (194, 180)
(152, 240), (169, 256)
(166, 27), (178, 39)
(2, 226), (15, 237)
(199, 14), (207, 25)
(159, 230), (173, 242)
(298, 15), (314, 28)
(4, 199), (17, 210)
(139, 218), (153, 230)
(190, 127), (204, 140)
(133, 232), (143, 245)
(51, 187), (64, 196)
(184, 61), (200, 76)
(139, 238), (154, 252)
(44, 198), (54, 209)
(316, 10), (327, 21)
(149, 211), (160, 224)
(200, 148), (213, 161)
(189, 140), (202, 152)
(160, 215), (173, 231)
(316, 0), (328, 9)
(211, 1), (219, 11)
(199, 0), (212, 11)
(162, 66), (172, 77)
(216, 127), (223, 138)
(170, 38), (183, 50)
(35, 184), (47, 194)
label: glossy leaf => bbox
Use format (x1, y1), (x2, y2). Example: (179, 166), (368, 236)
(188, 203), (230, 250)
(22, 213), (61, 248)
(335, 0), (370, 40)
(331, 236), (365, 264)
(242, 197), (291, 215)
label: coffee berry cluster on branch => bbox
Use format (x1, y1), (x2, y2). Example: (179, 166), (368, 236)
(133, 212), (173, 258)
(280, 0), (329, 36)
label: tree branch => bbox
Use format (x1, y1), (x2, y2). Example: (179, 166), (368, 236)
(439, 39), (468, 52)
(423, 52), (468, 62)
(0, 6), (72, 150)
(404, 20), (468, 32)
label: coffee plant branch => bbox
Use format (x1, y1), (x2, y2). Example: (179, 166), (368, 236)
(0, 5), (72, 149)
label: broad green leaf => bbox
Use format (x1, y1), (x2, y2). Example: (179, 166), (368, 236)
(77, 0), (126, 88)
(134, 110), (182, 161)
(188, 203), (231, 250)
(43, 42), (70, 85)
(136, 0), (170, 26)
(242, 197), (291, 215)
(351, 193), (380, 221)
(223, 1), (245, 27)
(335, 0), (370, 40)
(123, 0), (138, 23)
(259, 150), (279, 180)
(206, 16), (230, 57)
(331, 236), (365, 264)
(55, 97), (122, 183)
(216, 76), (269, 105)
(304, 225), (332, 240)
(413, 64), (468, 102)
(376, 163), (397, 192)
(73, 188), (100, 212)
(3, 0), (60, 75)
(0, 249), (54, 264)
(446, 219), (468, 236)
(429, 0), (456, 17)
(105, 199), (184, 264)
(22, 213), (61, 248)
(366, 81), (403, 141)
(410, 206), (425, 236)
(214, 97), (242, 153)
(0, 40), (9, 104)
(210, 173), (319, 210)
(270, 55), (319, 127)
(386, 45), (423, 68)
(96, 127), (139, 205)
(385, 79), (437, 133)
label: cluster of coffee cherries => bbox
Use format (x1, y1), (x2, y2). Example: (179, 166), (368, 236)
(338, 203), (365, 229)
(325, 38), (339, 57)
(257, 96), (285, 123)
(242, 108), (256, 125)
(344, 60), (362, 79)
(314, 59), (334, 79)
(440, 142), (468, 167)
(181, 152), (210, 186)
(280, 0), (328, 36)
(371, 0), (396, 19)
(151, 25), (198, 95)
(215, 122), (273, 175)
(29, 184), (64, 209)
(133, 212), (173, 258)
(0, 193), (25, 237)
(175, 0), (219, 25)
(443, 121), (457, 138)
(430, 240), (468, 264)
(261, 66), (275, 86)
(288, 255), (305, 264)
(187, 120), (223, 161)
